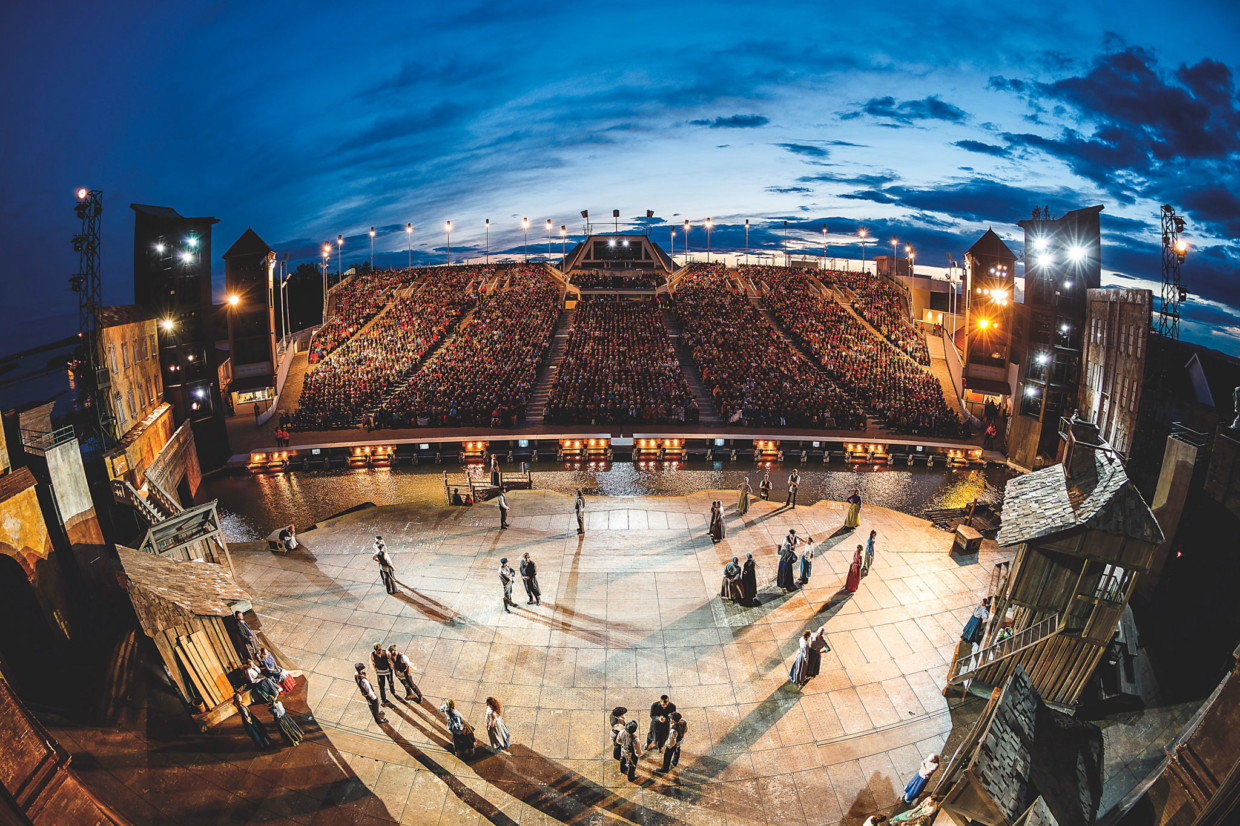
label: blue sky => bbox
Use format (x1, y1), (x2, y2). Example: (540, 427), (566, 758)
(2, 0), (1238, 355)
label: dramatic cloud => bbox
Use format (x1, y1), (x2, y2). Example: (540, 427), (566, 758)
(953, 139), (1009, 157)
(990, 47), (1240, 237)
(765, 185), (812, 194)
(846, 95), (969, 124)
(689, 114), (770, 128)
(775, 142), (830, 158)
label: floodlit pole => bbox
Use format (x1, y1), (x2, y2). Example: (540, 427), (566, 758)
(406, 223), (413, 269)
(369, 227), (375, 268)
(321, 242), (330, 322)
(560, 225), (566, 259)
(485, 218), (490, 264)
(706, 218), (712, 264)
(670, 228), (675, 272)
(683, 220), (690, 261)
(445, 221), (451, 265)
(822, 224), (828, 267)
(745, 219), (749, 265)
(546, 219), (552, 260)
(336, 234), (343, 280)
(859, 228), (868, 273)
(783, 220), (788, 265)
(892, 237), (898, 277)
(522, 217), (529, 263)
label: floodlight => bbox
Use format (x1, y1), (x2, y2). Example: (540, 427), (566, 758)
(1068, 246), (1085, 262)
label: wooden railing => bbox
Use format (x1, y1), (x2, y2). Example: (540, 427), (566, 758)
(948, 612), (1061, 686)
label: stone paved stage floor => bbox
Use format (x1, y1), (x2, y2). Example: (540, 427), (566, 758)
(229, 490), (1009, 825)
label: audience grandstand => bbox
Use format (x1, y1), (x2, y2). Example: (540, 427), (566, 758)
(672, 264), (866, 430)
(751, 267), (962, 437)
(816, 267), (931, 365)
(291, 266), (485, 430)
(308, 269), (413, 363)
(544, 298), (698, 425)
(377, 265), (561, 428)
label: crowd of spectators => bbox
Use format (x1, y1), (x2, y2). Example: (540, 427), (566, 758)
(308, 269), (414, 363)
(378, 266), (560, 429)
(817, 268), (931, 365)
(754, 268), (962, 437)
(673, 264), (865, 429)
(570, 272), (664, 291)
(544, 298), (698, 425)
(291, 266), (487, 430)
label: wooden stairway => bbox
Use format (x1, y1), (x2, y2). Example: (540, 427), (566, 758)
(947, 612), (1062, 687)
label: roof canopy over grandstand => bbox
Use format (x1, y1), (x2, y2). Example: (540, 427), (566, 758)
(560, 233), (672, 275)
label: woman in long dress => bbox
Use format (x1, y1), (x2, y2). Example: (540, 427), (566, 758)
(740, 553), (757, 605)
(844, 488), (863, 529)
(789, 631), (812, 685)
(737, 479), (752, 516)
(485, 696), (511, 752)
(960, 598), (990, 644)
(709, 502), (723, 543)
(901, 753), (940, 803)
(845, 545), (863, 593)
(269, 699), (303, 746)
(721, 557), (743, 603)
(234, 693), (271, 749)
(864, 529), (877, 572)
(776, 542), (798, 591)
(806, 627), (828, 678)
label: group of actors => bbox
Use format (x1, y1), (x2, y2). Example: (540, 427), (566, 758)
(233, 642), (304, 750)
(609, 695), (688, 780)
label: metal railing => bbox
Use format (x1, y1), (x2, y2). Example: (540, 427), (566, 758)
(19, 425), (76, 454)
(948, 612), (1061, 686)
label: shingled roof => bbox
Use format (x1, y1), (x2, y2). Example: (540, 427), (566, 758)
(972, 667), (1102, 826)
(997, 419), (1163, 547)
(116, 544), (250, 619)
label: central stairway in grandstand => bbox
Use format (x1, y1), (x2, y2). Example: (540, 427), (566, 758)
(523, 308), (574, 425)
(662, 308), (722, 424)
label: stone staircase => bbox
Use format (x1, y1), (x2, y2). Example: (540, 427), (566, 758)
(523, 308), (575, 425)
(662, 309), (722, 424)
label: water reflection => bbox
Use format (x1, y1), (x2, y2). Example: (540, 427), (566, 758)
(201, 461), (1017, 543)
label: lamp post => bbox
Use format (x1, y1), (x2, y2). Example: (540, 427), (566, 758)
(406, 224), (413, 269)
(522, 217), (529, 263)
(445, 221), (451, 265)
(822, 224), (828, 268)
(670, 228), (675, 272)
(321, 242), (330, 323)
(859, 228), (868, 273)
(336, 234), (343, 280)
(892, 237), (899, 277)
(485, 219), (490, 264)
(369, 227), (375, 269)
(745, 219), (750, 265)
(783, 220), (788, 265)
(906, 244), (915, 318)
(683, 220), (690, 261)
(705, 218), (712, 263)
(560, 225), (566, 259)
(546, 219), (552, 260)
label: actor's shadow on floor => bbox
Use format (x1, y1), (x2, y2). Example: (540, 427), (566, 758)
(390, 582), (460, 624)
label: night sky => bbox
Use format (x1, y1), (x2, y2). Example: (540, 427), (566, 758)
(3, 1), (1238, 356)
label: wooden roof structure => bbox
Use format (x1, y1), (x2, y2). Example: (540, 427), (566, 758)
(936, 667), (1103, 826)
(998, 417), (1163, 547)
(117, 544), (249, 626)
